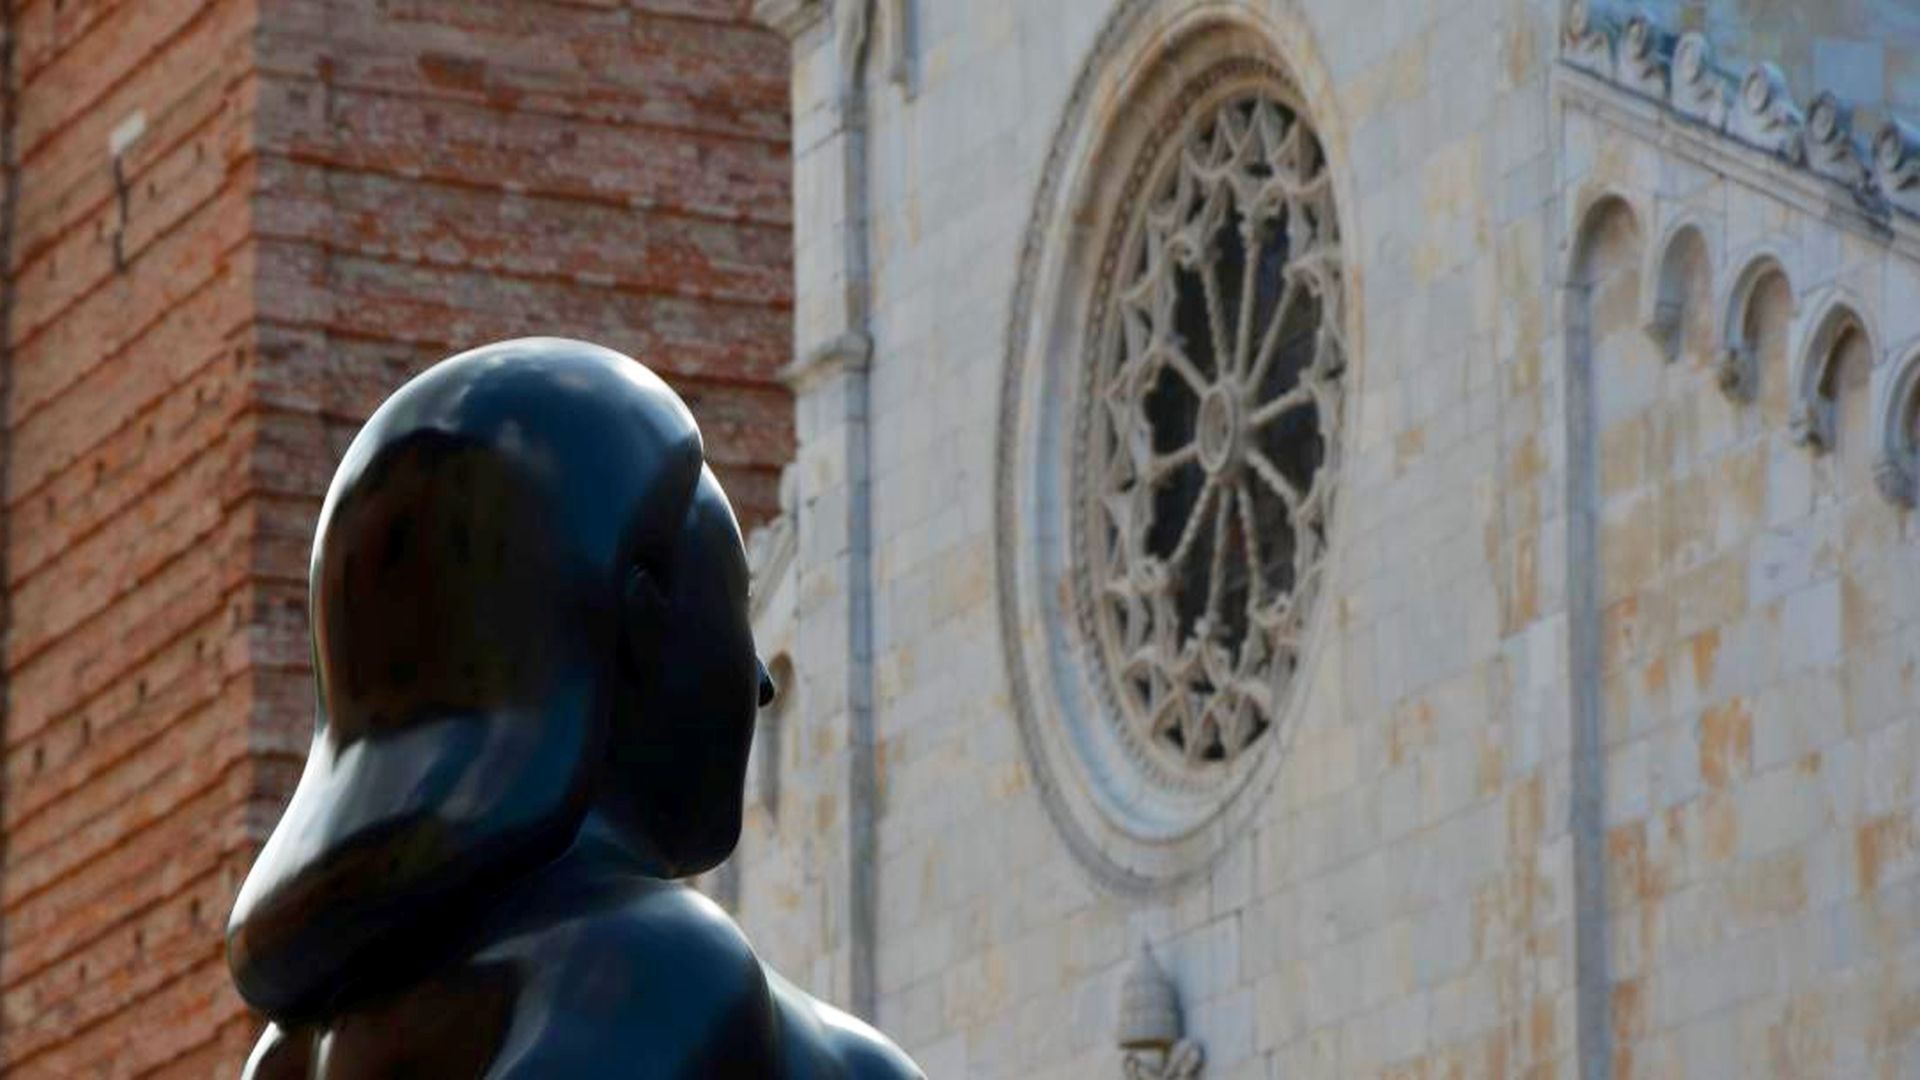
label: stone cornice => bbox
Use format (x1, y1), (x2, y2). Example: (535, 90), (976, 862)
(779, 331), (872, 393)
(1561, 0), (1920, 224)
(752, 0), (827, 42)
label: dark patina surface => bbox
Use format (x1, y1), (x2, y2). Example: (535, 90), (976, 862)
(226, 338), (921, 1079)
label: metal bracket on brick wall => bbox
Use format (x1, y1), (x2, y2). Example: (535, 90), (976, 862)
(1116, 943), (1204, 1079)
(107, 111), (146, 272)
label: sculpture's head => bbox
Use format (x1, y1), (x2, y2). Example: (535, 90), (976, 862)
(226, 338), (772, 1020)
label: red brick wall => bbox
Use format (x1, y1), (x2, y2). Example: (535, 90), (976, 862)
(0, 1), (792, 1074)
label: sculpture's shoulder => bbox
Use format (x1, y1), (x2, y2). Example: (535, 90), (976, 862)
(767, 970), (926, 1080)
(478, 878), (783, 1077)
(237, 880), (922, 1079)
(497, 884), (924, 1079)
(243, 880), (782, 1079)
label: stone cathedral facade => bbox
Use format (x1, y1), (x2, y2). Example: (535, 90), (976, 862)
(727, 1), (1920, 1077)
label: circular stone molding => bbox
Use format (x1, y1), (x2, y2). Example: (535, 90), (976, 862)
(997, 5), (1349, 891)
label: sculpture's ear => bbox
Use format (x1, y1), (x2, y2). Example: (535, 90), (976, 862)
(622, 565), (671, 681)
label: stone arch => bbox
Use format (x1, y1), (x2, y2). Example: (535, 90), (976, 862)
(1561, 190), (1645, 1080)
(1872, 341), (1920, 507)
(1566, 192), (1646, 339)
(1715, 246), (1794, 404)
(1641, 217), (1714, 362)
(1789, 290), (1880, 456)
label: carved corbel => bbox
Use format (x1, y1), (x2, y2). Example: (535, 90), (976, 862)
(752, 0), (827, 41)
(878, 0), (914, 98)
(1116, 943), (1205, 1079)
(1717, 341), (1756, 402)
(1644, 297), (1684, 359)
(1615, 12), (1673, 100)
(1788, 394), (1835, 451)
(1669, 32), (1730, 129)
(1804, 92), (1869, 190)
(835, 0), (871, 100)
(833, 0), (914, 100)
(782, 331), (873, 393)
(1873, 453), (1915, 507)
(1563, 0), (1615, 76)
(1874, 119), (1920, 218)
(1730, 63), (1805, 163)
(1123, 1042), (1204, 1080)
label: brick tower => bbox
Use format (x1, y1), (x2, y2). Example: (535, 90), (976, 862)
(0, 2), (791, 1074)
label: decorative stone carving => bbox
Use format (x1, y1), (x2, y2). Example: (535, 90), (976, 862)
(1117, 943), (1204, 1080)
(1124, 1037), (1204, 1078)
(1670, 31), (1729, 129)
(753, 0), (827, 41)
(1614, 12), (1673, 100)
(1873, 453), (1915, 507)
(1788, 394), (1835, 451)
(1730, 63), (1806, 163)
(1717, 341), (1756, 401)
(833, 0), (913, 99)
(1077, 87), (1342, 774)
(782, 330), (873, 392)
(1874, 119), (1920, 218)
(878, 0), (914, 98)
(1563, 7), (1920, 221)
(1805, 92), (1869, 190)
(1644, 298), (1684, 357)
(1563, 0), (1614, 76)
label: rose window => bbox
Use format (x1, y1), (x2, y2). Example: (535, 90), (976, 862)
(1077, 89), (1343, 774)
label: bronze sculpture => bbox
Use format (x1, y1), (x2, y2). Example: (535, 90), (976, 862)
(226, 338), (923, 1079)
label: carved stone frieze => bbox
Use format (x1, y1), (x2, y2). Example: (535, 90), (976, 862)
(1805, 92), (1869, 190)
(1730, 63), (1806, 162)
(1562, 1), (1920, 215)
(1875, 119), (1920, 218)
(1563, 0), (1613, 76)
(1615, 13), (1673, 100)
(1670, 32), (1729, 129)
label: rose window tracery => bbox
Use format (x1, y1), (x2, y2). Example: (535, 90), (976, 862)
(1077, 88), (1343, 776)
